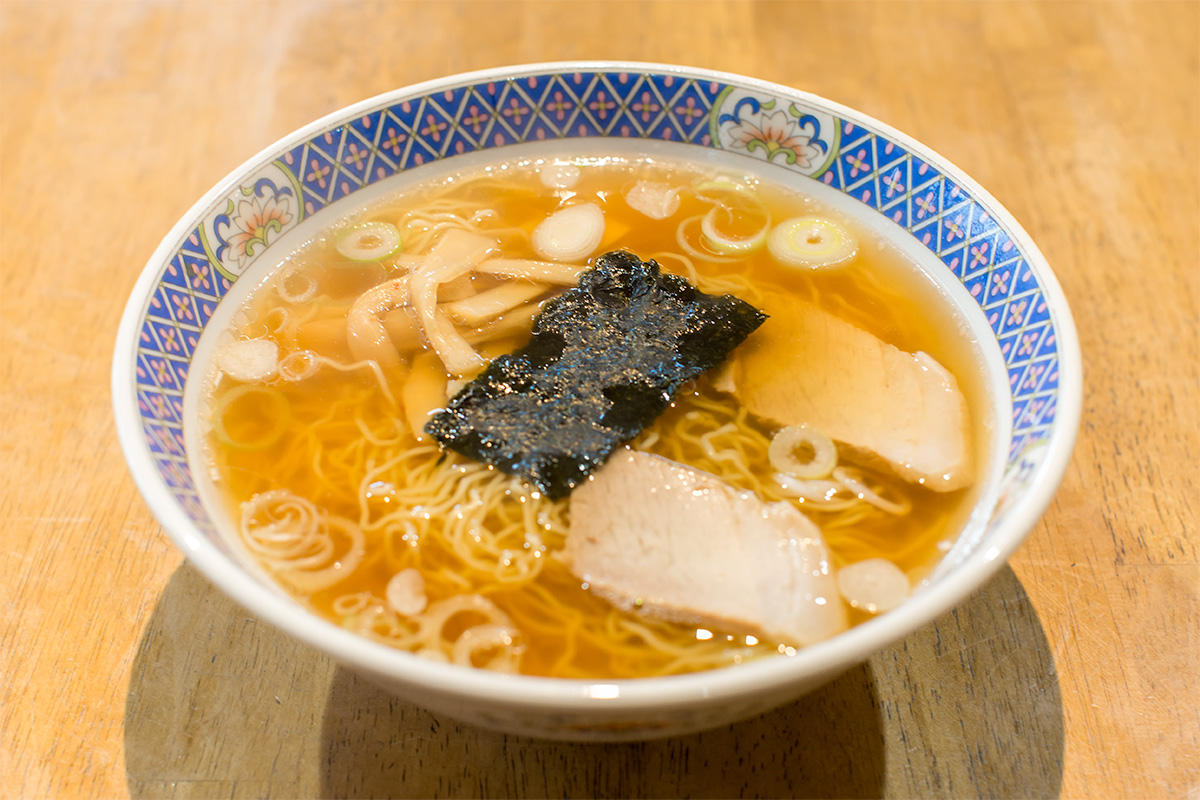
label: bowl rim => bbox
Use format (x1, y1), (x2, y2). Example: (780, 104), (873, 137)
(112, 60), (1082, 711)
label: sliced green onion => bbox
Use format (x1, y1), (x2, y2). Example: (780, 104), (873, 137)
(335, 221), (402, 262)
(767, 216), (857, 270)
(832, 466), (912, 516)
(700, 204), (770, 254)
(694, 179), (770, 255)
(773, 473), (860, 510)
(675, 215), (739, 264)
(693, 177), (755, 206)
(211, 383), (290, 450)
(277, 265), (317, 303)
(532, 203), (605, 262)
(768, 424), (837, 479)
(278, 349), (319, 381)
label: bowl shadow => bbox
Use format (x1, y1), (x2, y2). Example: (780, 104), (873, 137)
(124, 564), (1062, 799)
(318, 661), (884, 799)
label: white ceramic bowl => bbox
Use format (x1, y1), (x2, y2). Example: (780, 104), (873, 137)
(113, 62), (1081, 740)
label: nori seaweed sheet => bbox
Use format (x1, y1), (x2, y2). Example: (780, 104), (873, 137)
(424, 251), (766, 499)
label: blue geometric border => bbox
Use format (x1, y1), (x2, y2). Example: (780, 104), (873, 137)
(130, 68), (1062, 529)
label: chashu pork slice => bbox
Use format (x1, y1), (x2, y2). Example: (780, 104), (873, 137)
(716, 299), (972, 491)
(564, 451), (847, 647)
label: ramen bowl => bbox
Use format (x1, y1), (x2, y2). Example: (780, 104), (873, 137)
(113, 62), (1080, 740)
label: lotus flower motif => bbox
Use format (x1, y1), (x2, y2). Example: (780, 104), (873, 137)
(726, 109), (822, 167)
(220, 192), (294, 269)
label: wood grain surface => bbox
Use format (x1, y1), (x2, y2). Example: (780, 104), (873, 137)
(1, 1), (1196, 798)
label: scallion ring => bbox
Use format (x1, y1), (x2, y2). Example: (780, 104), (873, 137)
(693, 181), (771, 255)
(335, 221), (402, 262)
(767, 216), (857, 270)
(773, 473), (860, 510)
(768, 424), (837, 479)
(700, 204), (770, 254)
(832, 466), (912, 515)
(675, 215), (739, 264)
(211, 384), (290, 451)
(277, 264), (317, 303)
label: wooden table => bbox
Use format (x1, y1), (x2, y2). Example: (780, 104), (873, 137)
(2, 2), (1196, 797)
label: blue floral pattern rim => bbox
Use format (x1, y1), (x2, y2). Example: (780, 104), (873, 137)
(128, 66), (1066, 538)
